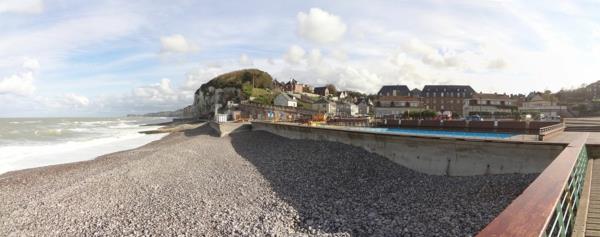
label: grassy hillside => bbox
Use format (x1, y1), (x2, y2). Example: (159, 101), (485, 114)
(200, 68), (273, 93)
(244, 86), (277, 105)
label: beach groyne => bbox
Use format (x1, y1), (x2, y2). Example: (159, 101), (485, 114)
(252, 122), (565, 176)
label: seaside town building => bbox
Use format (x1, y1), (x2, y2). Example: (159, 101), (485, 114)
(283, 79), (306, 93)
(314, 87), (330, 96)
(410, 88), (422, 97)
(421, 85), (475, 116)
(519, 92), (567, 118)
(377, 85), (411, 97)
(462, 93), (517, 118)
(373, 96), (424, 117)
(312, 97), (336, 116)
(274, 93), (297, 107)
(336, 101), (359, 117)
(357, 98), (373, 115)
(338, 91), (348, 99)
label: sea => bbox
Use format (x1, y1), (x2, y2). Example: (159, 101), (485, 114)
(0, 117), (172, 175)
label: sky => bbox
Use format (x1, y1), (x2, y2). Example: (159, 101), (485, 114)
(1, 0), (600, 117)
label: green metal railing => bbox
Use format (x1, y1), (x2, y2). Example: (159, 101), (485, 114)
(544, 146), (588, 237)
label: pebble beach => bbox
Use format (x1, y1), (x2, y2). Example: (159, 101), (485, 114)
(0, 124), (535, 236)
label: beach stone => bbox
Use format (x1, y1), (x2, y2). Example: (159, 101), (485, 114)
(0, 124), (535, 236)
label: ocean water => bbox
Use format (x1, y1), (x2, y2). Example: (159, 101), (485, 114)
(0, 117), (171, 174)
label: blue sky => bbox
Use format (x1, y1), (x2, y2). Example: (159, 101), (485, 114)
(1, 0), (600, 117)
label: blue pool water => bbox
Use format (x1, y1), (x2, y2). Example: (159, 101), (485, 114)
(349, 127), (515, 139)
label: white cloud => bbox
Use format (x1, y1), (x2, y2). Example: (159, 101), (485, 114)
(389, 51), (408, 67)
(61, 93), (90, 107)
(0, 58), (39, 96)
(284, 45), (306, 64)
(330, 49), (348, 61)
(22, 58), (40, 71)
(182, 67), (224, 91)
(402, 39), (462, 68)
(0, 0), (43, 14)
(0, 72), (35, 96)
(307, 49), (322, 65)
(101, 78), (192, 113)
(335, 66), (383, 93)
(239, 53), (253, 66)
(488, 58), (508, 70)
(159, 34), (198, 54)
(133, 78), (175, 100)
(0, 6), (144, 71)
(297, 8), (347, 44)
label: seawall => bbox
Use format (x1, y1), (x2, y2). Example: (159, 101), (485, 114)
(252, 122), (566, 176)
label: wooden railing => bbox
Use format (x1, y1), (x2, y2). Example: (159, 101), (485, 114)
(477, 133), (589, 236)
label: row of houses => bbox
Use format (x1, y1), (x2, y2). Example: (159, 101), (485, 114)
(373, 85), (567, 119)
(274, 79), (333, 96)
(273, 92), (372, 117)
(259, 79), (570, 120)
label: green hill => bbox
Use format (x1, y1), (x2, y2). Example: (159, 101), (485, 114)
(199, 68), (273, 93)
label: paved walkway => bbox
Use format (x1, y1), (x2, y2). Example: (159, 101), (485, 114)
(573, 135), (600, 237)
(585, 159), (600, 236)
(546, 132), (600, 145)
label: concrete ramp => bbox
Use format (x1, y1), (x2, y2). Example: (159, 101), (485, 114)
(209, 121), (251, 137)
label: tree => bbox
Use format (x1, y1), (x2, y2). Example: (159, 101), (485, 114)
(302, 85), (312, 93)
(325, 84), (337, 95)
(241, 71), (253, 86)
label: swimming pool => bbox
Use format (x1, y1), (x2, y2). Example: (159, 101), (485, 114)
(347, 127), (515, 139)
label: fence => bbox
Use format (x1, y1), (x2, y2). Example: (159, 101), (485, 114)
(477, 133), (589, 236)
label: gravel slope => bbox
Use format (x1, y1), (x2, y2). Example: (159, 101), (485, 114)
(0, 124), (536, 236)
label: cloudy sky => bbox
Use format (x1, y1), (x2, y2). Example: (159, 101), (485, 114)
(1, 0), (599, 117)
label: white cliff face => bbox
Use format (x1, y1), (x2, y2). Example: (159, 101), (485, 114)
(193, 86), (243, 117)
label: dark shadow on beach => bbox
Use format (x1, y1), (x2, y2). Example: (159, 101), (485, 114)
(229, 130), (537, 236)
(183, 123), (219, 137)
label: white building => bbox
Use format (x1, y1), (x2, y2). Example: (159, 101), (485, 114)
(519, 92), (566, 118)
(463, 93), (516, 116)
(312, 98), (336, 116)
(373, 96), (424, 117)
(357, 98), (373, 115)
(274, 93), (297, 107)
(336, 101), (359, 117)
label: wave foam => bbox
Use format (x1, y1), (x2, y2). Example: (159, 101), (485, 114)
(0, 129), (167, 174)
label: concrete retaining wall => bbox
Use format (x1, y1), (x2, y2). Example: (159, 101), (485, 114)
(252, 122), (566, 176)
